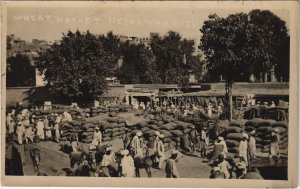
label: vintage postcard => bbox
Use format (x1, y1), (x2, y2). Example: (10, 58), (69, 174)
(1, 1), (299, 188)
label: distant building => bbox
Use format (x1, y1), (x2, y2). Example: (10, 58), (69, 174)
(105, 77), (120, 85)
(6, 35), (51, 87)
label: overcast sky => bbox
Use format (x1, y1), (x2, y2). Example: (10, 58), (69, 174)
(7, 2), (290, 45)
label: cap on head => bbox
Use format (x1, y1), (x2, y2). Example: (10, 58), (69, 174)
(170, 149), (179, 155)
(274, 128), (279, 133)
(136, 131), (143, 137)
(242, 133), (249, 139)
(159, 134), (164, 139)
(218, 136), (224, 141)
(213, 167), (221, 172)
(120, 149), (129, 156)
(154, 131), (160, 136)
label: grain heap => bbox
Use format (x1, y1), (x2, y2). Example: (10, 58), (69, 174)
(98, 112), (127, 142)
(245, 118), (278, 152)
(34, 105), (85, 120)
(224, 119), (247, 154)
(271, 121), (288, 151)
(127, 114), (196, 150)
(89, 104), (133, 117)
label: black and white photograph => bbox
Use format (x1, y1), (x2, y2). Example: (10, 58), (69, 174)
(1, 1), (298, 188)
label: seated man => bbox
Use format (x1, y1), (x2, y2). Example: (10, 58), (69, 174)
(101, 146), (116, 167)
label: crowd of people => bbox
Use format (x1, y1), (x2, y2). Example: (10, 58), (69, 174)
(131, 98), (224, 118)
(6, 106), (74, 145)
(5, 99), (281, 179)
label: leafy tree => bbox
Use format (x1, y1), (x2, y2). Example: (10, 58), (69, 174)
(6, 53), (36, 87)
(35, 30), (117, 104)
(247, 10), (289, 82)
(150, 31), (195, 86)
(200, 13), (249, 120)
(117, 42), (157, 84)
(275, 36), (290, 82)
(200, 10), (289, 119)
(100, 31), (122, 72)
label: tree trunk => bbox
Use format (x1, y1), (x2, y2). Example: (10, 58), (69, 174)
(229, 83), (233, 121)
(264, 72), (268, 83)
(225, 81), (233, 121)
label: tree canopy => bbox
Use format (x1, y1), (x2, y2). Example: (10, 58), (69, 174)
(116, 42), (157, 84)
(150, 31), (201, 86)
(6, 53), (36, 87)
(35, 30), (117, 103)
(199, 10), (289, 119)
(200, 10), (289, 83)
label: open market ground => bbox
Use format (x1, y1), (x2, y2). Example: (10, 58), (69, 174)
(19, 139), (212, 178)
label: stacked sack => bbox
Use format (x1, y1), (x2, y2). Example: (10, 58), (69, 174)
(60, 122), (75, 142)
(272, 121), (288, 151)
(34, 105), (85, 120)
(127, 114), (196, 150)
(245, 118), (276, 152)
(79, 122), (96, 143)
(90, 106), (108, 117)
(109, 104), (133, 113)
(225, 119), (247, 154)
(89, 104), (133, 117)
(98, 112), (127, 142)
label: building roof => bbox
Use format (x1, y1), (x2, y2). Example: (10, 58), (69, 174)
(132, 84), (178, 89)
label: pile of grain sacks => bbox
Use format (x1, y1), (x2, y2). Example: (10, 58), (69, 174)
(126, 114), (196, 150)
(224, 119), (247, 154)
(98, 112), (127, 142)
(33, 106), (85, 120)
(245, 118), (288, 152)
(89, 104), (133, 117)
(90, 106), (108, 117)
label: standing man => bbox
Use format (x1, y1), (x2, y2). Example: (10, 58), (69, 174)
(207, 103), (213, 118)
(122, 129), (130, 150)
(93, 127), (102, 146)
(239, 133), (249, 166)
(131, 131), (143, 157)
(190, 128), (199, 152)
(200, 126), (209, 158)
(16, 121), (25, 145)
(44, 116), (52, 141)
(54, 120), (60, 143)
(36, 118), (45, 141)
(213, 136), (228, 159)
(269, 129), (280, 159)
(25, 124), (34, 144)
(120, 149), (135, 177)
(154, 132), (165, 169)
(70, 131), (79, 152)
(8, 118), (16, 141)
(6, 113), (12, 129)
(248, 129), (256, 170)
(165, 149), (180, 178)
(217, 103), (223, 117)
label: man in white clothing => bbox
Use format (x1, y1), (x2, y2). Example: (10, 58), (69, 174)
(239, 133), (249, 166)
(131, 131), (143, 157)
(93, 127), (102, 146)
(153, 132), (165, 169)
(36, 118), (45, 140)
(120, 149), (135, 177)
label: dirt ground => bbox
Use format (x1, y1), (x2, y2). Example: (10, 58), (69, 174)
(21, 139), (212, 178)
